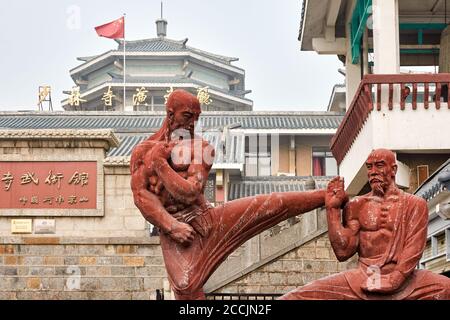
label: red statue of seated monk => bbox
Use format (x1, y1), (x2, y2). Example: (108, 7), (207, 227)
(280, 149), (450, 300)
(130, 89), (326, 300)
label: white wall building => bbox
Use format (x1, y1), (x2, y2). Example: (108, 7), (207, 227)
(299, 0), (450, 276)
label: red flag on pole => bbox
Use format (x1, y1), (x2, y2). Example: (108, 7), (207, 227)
(95, 17), (124, 39)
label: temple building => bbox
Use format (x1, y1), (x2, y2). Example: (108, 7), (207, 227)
(299, 0), (450, 276)
(62, 18), (252, 112)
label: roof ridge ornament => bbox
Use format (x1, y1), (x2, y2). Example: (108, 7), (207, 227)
(0, 129), (119, 149)
(155, 2), (167, 38)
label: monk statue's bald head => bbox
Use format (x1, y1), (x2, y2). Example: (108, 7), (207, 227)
(365, 149), (398, 197)
(166, 89), (201, 114)
(367, 149), (396, 166)
(165, 89), (201, 138)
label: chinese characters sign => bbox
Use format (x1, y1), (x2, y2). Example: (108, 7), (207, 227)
(0, 162), (97, 209)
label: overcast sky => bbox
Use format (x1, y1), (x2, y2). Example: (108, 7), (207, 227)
(0, 0), (343, 112)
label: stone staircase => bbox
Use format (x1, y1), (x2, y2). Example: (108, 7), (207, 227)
(204, 207), (330, 293)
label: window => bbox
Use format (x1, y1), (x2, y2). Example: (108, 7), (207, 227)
(245, 135), (271, 177)
(203, 178), (215, 203)
(258, 157), (271, 176)
(132, 95), (166, 111)
(417, 165), (429, 186)
(312, 148), (338, 176)
(134, 104), (151, 111)
(153, 96), (165, 107)
(245, 155), (258, 176)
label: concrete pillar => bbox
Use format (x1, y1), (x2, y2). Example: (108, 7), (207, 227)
(245, 236), (261, 268)
(439, 25), (450, 73)
(124, 91), (134, 112)
(363, 29), (369, 75)
(289, 136), (296, 175)
(372, 0), (400, 74)
(345, 55), (361, 109)
(276, 136), (290, 174)
(223, 170), (229, 203)
(270, 134), (280, 176)
(345, 0), (361, 109)
(296, 145), (312, 176)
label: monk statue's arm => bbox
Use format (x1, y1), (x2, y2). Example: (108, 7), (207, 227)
(130, 145), (196, 245)
(326, 177), (359, 262)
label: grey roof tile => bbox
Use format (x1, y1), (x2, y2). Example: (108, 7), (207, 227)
(415, 158), (450, 201)
(107, 132), (244, 164)
(116, 38), (237, 64)
(228, 176), (332, 201)
(0, 112), (343, 132)
(0, 111), (341, 166)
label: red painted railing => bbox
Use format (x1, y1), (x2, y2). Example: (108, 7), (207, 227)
(330, 74), (450, 165)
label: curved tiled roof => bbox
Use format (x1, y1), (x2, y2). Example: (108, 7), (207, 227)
(415, 158), (450, 201)
(0, 111), (343, 132)
(107, 132), (244, 164)
(228, 176), (332, 201)
(0, 111), (342, 163)
(116, 38), (238, 64)
(107, 134), (148, 157)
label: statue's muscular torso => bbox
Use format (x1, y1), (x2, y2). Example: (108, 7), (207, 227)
(347, 194), (401, 261)
(131, 138), (212, 215)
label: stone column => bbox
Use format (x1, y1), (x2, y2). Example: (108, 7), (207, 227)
(372, 0), (400, 74)
(345, 0), (362, 109)
(439, 25), (450, 73)
(363, 28), (370, 75)
(289, 136), (296, 175)
(296, 145), (312, 176)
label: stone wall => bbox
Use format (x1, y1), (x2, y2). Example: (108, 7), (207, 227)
(0, 130), (172, 299)
(212, 233), (357, 295)
(0, 237), (169, 300)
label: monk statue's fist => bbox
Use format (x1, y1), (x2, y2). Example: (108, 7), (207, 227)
(167, 220), (196, 246)
(150, 141), (178, 161)
(326, 176), (349, 209)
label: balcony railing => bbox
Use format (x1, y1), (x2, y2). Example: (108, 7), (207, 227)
(330, 73), (450, 165)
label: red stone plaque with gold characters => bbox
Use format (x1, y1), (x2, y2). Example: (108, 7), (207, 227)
(0, 161), (97, 209)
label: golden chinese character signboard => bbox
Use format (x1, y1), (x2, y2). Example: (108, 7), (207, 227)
(0, 162), (97, 209)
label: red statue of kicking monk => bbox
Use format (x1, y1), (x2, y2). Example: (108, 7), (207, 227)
(130, 89), (326, 299)
(280, 149), (450, 300)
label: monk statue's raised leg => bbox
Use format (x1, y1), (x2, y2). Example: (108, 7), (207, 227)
(161, 190), (325, 299)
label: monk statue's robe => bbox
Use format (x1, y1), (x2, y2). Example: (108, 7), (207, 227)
(281, 192), (450, 300)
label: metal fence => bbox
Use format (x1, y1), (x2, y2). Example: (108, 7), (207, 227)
(206, 293), (282, 300)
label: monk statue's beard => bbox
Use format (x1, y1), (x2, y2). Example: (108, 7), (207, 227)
(370, 180), (386, 197)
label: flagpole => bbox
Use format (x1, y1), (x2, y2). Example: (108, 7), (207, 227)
(123, 13), (126, 111)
